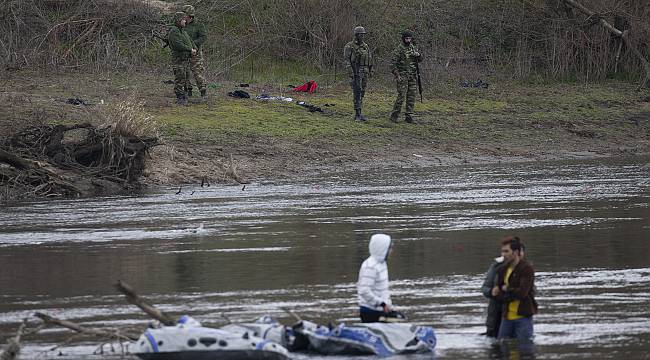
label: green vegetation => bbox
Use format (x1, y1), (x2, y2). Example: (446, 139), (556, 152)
(150, 79), (647, 150)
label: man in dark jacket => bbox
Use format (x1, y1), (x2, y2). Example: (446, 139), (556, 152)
(481, 254), (504, 337)
(492, 236), (538, 340)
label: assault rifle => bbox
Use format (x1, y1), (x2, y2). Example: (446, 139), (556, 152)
(152, 30), (169, 48)
(415, 59), (423, 103)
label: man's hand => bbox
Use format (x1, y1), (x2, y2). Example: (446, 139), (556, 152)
(501, 284), (508, 292)
(382, 303), (391, 313)
(412, 51), (420, 58)
(491, 286), (500, 297)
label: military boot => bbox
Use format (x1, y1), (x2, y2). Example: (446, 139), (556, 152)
(390, 111), (399, 123)
(354, 109), (363, 122)
(186, 88), (193, 97)
(200, 89), (207, 98)
(405, 114), (418, 124)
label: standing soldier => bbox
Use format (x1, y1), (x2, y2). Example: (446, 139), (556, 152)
(182, 5), (207, 98)
(168, 12), (196, 105)
(389, 30), (422, 124)
(344, 26), (372, 122)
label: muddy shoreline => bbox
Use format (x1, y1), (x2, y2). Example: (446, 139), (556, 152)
(1, 70), (649, 196)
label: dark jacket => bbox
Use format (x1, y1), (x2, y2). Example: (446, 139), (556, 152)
(496, 260), (538, 318)
(481, 259), (503, 336)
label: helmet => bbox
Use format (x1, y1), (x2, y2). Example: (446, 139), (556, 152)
(354, 26), (367, 35)
(182, 5), (195, 17)
(401, 30), (414, 39)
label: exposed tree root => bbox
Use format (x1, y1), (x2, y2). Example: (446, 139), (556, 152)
(0, 123), (158, 200)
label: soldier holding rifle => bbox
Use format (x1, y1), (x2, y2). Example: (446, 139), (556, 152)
(344, 26), (373, 122)
(390, 30), (422, 124)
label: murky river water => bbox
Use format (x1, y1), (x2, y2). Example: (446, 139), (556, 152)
(1, 158), (649, 359)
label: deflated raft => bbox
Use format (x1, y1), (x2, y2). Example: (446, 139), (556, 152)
(134, 316), (290, 360)
(226, 316), (437, 357)
(293, 320), (437, 356)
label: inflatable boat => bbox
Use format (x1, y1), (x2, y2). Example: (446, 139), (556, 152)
(226, 316), (437, 357)
(292, 320), (437, 356)
(134, 316), (290, 360)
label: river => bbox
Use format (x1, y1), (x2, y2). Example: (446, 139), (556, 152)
(1, 157), (649, 359)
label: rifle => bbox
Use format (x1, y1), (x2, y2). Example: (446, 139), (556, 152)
(353, 64), (362, 102)
(415, 60), (423, 103)
(152, 30), (169, 48)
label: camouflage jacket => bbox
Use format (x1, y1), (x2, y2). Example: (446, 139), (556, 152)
(185, 19), (207, 49)
(390, 42), (421, 75)
(344, 40), (372, 74)
(168, 26), (194, 60)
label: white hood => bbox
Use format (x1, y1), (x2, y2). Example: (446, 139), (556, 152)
(369, 234), (392, 263)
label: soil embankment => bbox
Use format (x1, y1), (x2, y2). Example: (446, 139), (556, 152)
(1, 70), (649, 200)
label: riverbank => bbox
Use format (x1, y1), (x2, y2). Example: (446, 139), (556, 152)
(1, 70), (649, 190)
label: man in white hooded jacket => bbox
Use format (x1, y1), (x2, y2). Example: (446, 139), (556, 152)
(357, 233), (394, 322)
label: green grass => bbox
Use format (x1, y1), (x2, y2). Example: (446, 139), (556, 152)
(151, 79), (647, 150)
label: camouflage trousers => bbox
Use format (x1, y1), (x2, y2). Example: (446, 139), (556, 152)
(350, 68), (369, 112)
(392, 73), (417, 116)
(187, 50), (207, 92)
(172, 57), (191, 97)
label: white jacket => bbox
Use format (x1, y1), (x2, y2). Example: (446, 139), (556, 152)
(357, 234), (392, 311)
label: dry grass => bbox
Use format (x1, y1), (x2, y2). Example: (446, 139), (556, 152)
(96, 100), (159, 139)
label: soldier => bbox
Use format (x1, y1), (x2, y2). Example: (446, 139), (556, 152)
(389, 30), (422, 124)
(344, 26), (372, 122)
(168, 12), (196, 105)
(182, 5), (208, 98)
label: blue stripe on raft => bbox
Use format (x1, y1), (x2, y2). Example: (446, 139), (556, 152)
(144, 331), (159, 353)
(256, 340), (270, 350)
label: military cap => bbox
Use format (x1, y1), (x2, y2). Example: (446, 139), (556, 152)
(182, 5), (195, 17)
(401, 30), (414, 38)
(174, 11), (187, 22)
(354, 26), (367, 34)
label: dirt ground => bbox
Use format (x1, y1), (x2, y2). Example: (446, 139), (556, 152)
(1, 69), (649, 192)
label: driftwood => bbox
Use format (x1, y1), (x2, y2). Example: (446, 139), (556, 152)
(34, 313), (139, 342)
(0, 320), (27, 360)
(562, 0), (650, 90)
(114, 280), (176, 326)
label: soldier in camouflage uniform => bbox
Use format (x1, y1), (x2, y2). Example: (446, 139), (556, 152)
(344, 26), (373, 122)
(168, 12), (196, 105)
(182, 5), (208, 98)
(389, 30), (422, 124)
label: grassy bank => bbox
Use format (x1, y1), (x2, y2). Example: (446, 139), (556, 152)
(1, 70), (649, 185)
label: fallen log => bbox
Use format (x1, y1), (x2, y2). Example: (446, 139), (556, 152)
(0, 320), (26, 360)
(0, 148), (35, 170)
(34, 312), (138, 341)
(114, 280), (176, 326)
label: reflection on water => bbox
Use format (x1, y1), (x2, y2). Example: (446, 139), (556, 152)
(0, 158), (648, 359)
